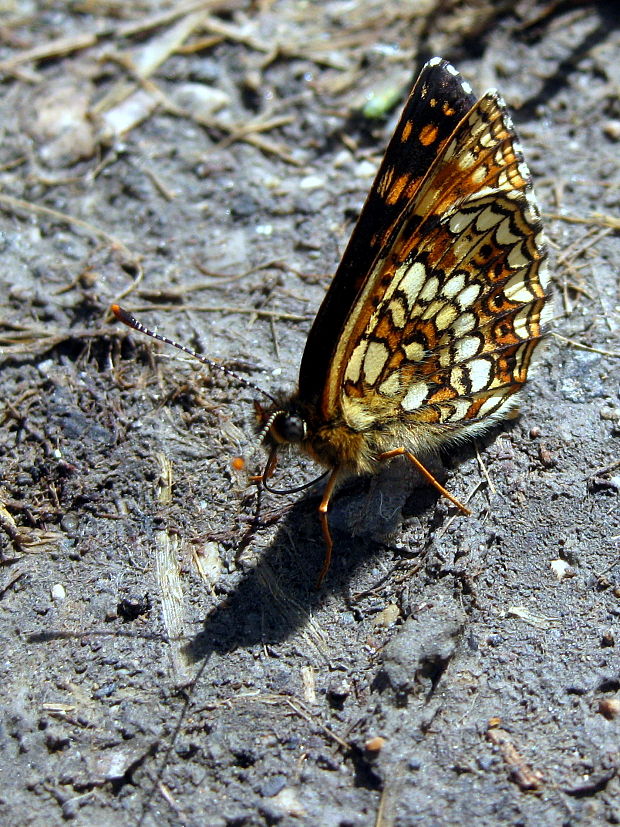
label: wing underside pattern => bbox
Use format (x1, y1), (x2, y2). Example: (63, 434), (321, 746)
(326, 88), (549, 436)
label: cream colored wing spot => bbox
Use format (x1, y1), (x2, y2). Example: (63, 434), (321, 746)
(442, 273), (466, 298)
(513, 306), (533, 338)
(471, 164), (488, 184)
(450, 398), (474, 421)
(507, 243), (530, 269)
(479, 129), (497, 149)
(397, 261), (427, 309)
(439, 347), (452, 368)
(452, 312), (476, 336)
(458, 150), (476, 169)
(475, 204), (504, 231)
(468, 358), (493, 392)
(504, 270), (535, 302)
(435, 303), (459, 330)
(456, 283), (482, 309)
(418, 273), (440, 303)
(455, 335), (482, 361)
(442, 137), (458, 160)
(496, 216), (520, 246)
(402, 381), (430, 411)
(422, 299), (443, 322)
(498, 169), (513, 190)
(379, 372), (401, 396)
(494, 147), (510, 169)
(413, 186), (441, 218)
(345, 341), (366, 383)
(449, 210), (477, 235)
(478, 394), (511, 417)
(363, 340), (389, 385)
(470, 185), (498, 201)
(390, 297), (407, 329)
(452, 233), (479, 263)
(466, 111), (485, 133)
(510, 346), (528, 374)
(403, 341), (426, 362)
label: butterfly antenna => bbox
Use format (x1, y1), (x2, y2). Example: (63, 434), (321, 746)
(111, 305), (279, 406)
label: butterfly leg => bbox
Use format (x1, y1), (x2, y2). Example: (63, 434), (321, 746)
(240, 448), (279, 554)
(249, 446), (278, 485)
(316, 467), (340, 587)
(378, 448), (471, 515)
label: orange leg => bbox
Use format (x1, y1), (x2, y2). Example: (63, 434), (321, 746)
(249, 448), (278, 485)
(316, 467), (340, 588)
(378, 448), (471, 516)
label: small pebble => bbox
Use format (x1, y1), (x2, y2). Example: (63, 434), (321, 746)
(603, 120), (620, 141)
(171, 83), (230, 115)
(539, 444), (557, 468)
(61, 512), (79, 534)
(355, 160), (377, 178)
(260, 775), (287, 798)
(299, 174), (326, 191)
(327, 678), (351, 709)
(550, 559), (575, 581)
(601, 630), (615, 648)
(598, 698), (620, 720)
(599, 406), (620, 421)
(373, 603), (400, 627)
(254, 223), (273, 236)
(51, 584), (66, 602)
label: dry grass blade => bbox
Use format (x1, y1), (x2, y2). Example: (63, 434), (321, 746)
(0, 325), (118, 356)
(545, 211), (620, 231)
(552, 332), (620, 359)
(116, 0), (247, 38)
(0, 33), (97, 74)
(0, 193), (136, 260)
(124, 303), (310, 322)
(154, 453), (191, 685)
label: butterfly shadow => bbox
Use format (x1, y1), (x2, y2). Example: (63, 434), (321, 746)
(183, 453), (473, 665)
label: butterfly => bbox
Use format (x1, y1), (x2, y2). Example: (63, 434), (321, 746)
(113, 57), (549, 585)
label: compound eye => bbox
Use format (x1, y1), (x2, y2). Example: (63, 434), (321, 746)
(271, 414), (306, 444)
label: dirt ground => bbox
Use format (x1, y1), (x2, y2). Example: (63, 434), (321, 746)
(1, 2), (619, 825)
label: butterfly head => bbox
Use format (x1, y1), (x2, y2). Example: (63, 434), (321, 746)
(254, 399), (308, 447)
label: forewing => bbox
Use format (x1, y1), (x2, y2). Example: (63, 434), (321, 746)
(334, 91), (549, 435)
(298, 58), (477, 411)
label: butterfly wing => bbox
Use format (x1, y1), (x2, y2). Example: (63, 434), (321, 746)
(298, 57), (477, 411)
(299, 59), (548, 443)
